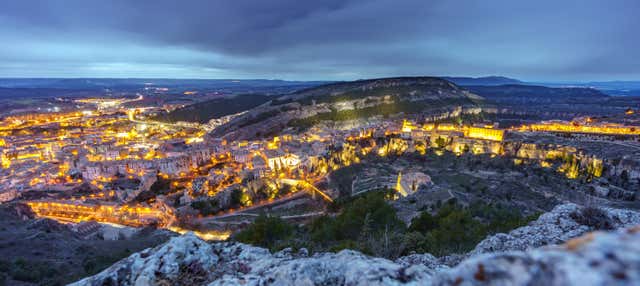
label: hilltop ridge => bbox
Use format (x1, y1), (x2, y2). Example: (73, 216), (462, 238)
(276, 76), (474, 102)
(212, 77), (483, 140)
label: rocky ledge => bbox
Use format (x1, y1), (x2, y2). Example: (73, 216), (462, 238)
(469, 203), (640, 256)
(71, 204), (640, 286)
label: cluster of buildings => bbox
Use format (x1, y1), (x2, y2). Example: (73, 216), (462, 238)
(2, 98), (639, 226)
(0, 106), (206, 202)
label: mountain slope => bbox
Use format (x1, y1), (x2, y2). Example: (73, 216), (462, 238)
(155, 94), (273, 123)
(212, 77), (483, 140)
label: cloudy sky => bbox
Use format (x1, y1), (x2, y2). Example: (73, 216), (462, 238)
(0, 0), (638, 81)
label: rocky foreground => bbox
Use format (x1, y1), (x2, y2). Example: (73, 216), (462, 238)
(72, 204), (640, 285)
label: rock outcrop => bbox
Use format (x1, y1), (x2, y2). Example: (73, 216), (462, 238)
(72, 204), (640, 286)
(209, 246), (432, 286)
(469, 203), (640, 256)
(71, 233), (219, 285)
(432, 227), (640, 285)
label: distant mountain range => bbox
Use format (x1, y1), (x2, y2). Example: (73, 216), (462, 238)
(0, 87), (97, 99)
(531, 81), (640, 96)
(1, 77), (638, 96)
(442, 76), (640, 96)
(0, 78), (330, 91)
(465, 84), (609, 105)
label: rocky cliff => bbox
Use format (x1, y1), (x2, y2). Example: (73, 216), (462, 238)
(71, 204), (640, 286)
(212, 77), (483, 140)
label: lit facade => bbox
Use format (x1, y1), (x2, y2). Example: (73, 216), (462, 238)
(464, 127), (505, 141)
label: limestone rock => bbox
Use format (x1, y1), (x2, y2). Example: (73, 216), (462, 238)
(432, 227), (640, 285)
(470, 203), (640, 256)
(70, 232), (218, 286)
(71, 204), (640, 286)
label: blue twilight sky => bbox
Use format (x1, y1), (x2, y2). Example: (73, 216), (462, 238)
(0, 0), (638, 81)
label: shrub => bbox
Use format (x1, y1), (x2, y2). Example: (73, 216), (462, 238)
(191, 199), (220, 216)
(570, 206), (614, 230)
(232, 194), (535, 259)
(405, 202), (539, 257)
(9, 259), (58, 283)
(419, 206), (486, 256)
(230, 189), (243, 208)
(332, 191), (406, 240)
(82, 251), (139, 276)
(234, 215), (294, 250)
(408, 212), (438, 233)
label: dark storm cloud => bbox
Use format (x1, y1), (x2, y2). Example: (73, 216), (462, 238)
(0, 0), (638, 80)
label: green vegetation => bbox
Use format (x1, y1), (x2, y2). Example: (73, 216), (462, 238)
(190, 184), (297, 217)
(308, 189), (405, 255)
(81, 249), (132, 276)
(234, 190), (405, 256)
(0, 258), (60, 285)
(233, 190), (539, 259)
(296, 86), (412, 105)
(406, 202), (539, 256)
(234, 215), (295, 250)
(230, 189), (244, 207)
(155, 94), (271, 123)
(434, 137), (447, 149)
(273, 83), (460, 106)
(190, 189), (244, 216)
(191, 199), (220, 216)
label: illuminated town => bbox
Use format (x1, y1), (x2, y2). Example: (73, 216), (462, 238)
(2, 92), (639, 241)
(2, 1), (640, 284)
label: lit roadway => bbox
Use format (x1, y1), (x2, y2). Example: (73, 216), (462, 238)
(197, 191), (309, 221)
(195, 178), (333, 222)
(277, 178), (334, 202)
(128, 110), (204, 131)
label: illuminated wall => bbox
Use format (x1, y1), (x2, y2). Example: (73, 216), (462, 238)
(464, 127), (504, 141)
(522, 122), (640, 135)
(27, 201), (170, 227)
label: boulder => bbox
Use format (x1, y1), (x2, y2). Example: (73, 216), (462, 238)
(71, 232), (218, 286)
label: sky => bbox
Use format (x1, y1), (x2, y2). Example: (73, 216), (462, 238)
(0, 0), (638, 81)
